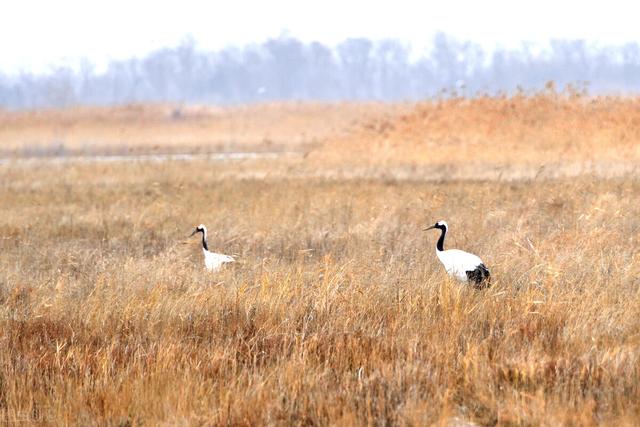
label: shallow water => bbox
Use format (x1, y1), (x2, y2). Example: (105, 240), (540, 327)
(0, 151), (302, 166)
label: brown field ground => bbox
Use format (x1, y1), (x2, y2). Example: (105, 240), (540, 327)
(1, 95), (640, 425)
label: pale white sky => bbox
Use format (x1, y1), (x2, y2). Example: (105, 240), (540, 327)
(1, 0), (639, 74)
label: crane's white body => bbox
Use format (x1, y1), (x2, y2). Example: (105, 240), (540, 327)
(190, 224), (234, 272)
(425, 220), (490, 286)
(202, 249), (235, 272)
(436, 248), (484, 283)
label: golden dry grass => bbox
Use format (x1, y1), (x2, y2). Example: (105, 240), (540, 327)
(314, 93), (640, 169)
(0, 102), (405, 157)
(1, 96), (640, 425)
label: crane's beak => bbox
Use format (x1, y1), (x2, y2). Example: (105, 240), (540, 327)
(188, 228), (198, 237)
(423, 225), (436, 231)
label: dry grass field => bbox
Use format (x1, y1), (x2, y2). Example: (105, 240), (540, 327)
(0, 103), (405, 157)
(1, 95), (640, 425)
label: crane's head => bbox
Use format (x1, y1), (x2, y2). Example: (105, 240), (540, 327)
(189, 224), (207, 237)
(423, 220), (448, 232)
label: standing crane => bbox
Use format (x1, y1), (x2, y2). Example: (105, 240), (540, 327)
(189, 224), (235, 272)
(424, 220), (491, 288)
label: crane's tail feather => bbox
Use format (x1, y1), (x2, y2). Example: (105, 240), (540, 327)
(466, 264), (491, 289)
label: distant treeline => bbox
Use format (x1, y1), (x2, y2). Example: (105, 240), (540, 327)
(2, 34), (640, 108)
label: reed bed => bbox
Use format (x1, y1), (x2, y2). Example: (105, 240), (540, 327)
(1, 159), (639, 425)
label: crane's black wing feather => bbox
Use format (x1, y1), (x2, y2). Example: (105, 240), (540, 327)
(466, 263), (491, 289)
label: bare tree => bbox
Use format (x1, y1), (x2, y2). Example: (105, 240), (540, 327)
(2, 34), (640, 109)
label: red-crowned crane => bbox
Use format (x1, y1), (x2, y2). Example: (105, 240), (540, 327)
(424, 220), (491, 288)
(189, 224), (235, 272)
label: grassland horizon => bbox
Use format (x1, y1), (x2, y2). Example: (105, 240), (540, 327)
(1, 95), (639, 425)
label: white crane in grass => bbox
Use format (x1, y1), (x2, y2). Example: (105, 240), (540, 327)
(423, 220), (491, 288)
(189, 224), (235, 272)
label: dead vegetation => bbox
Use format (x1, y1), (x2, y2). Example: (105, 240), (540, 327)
(314, 93), (640, 169)
(1, 96), (640, 425)
(0, 102), (406, 157)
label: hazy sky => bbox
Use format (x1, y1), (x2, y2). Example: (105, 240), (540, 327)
(2, 0), (639, 74)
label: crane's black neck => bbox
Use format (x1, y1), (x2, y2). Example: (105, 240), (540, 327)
(436, 226), (446, 251)
(200, 231), (209, 251)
